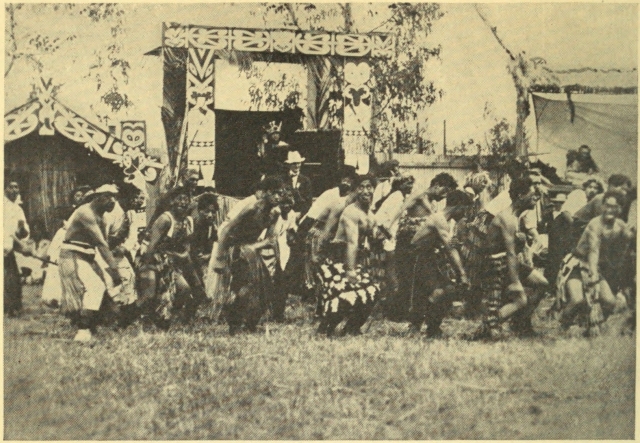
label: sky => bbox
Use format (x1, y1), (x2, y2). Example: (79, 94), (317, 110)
(480, 3), (637, 70)
(5, 3), (638, 158)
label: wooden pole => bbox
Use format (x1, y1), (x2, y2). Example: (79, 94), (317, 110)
(443, 120), (447, 157)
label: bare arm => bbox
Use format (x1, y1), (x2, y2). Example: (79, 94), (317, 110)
(390, 192), (419, 226)
(144, 214), (171, 257)
(391, 187), (432, 225)
(585, 221), (601, 281)
(435, 222), (467, 283)
(213, 203), (260, 271)
(340, 210), (360, 277)
(217, 204), (253, 256)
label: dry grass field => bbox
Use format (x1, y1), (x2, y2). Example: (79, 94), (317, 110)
(4, 284), (635, 440)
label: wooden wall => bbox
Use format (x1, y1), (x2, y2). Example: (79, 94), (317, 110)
(5, 132), (124, 237)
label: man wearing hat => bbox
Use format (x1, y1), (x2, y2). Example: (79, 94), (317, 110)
(58, 184), (122, 342)
(282, 150), (313, 216)
(258, 121), (290, 178)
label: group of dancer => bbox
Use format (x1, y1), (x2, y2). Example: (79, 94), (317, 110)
(4, 151), (636, 341)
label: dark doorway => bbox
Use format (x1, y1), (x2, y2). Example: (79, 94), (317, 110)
(213, 108), (346, 198)
(214, 109), (283, 197)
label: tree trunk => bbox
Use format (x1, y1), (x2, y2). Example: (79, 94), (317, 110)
(342, 3), (353, 32)
(515, 88), (528, 159)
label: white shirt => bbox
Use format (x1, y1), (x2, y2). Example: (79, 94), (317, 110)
(305, 187), (344, 222)
(372, 179), (393, 210)
(273, 210), (299, 270)
(289, 173), (299, 189)
(4, 196), (29, 255)
(374, 190), (405, 251)
(627, 199), (636, 230)
(485, 190), (511, 216)
(103, 201), (126, 238)
(561, 189), (588, 217)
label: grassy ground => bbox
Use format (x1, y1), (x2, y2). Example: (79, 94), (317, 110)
(4, 284), (635, 440)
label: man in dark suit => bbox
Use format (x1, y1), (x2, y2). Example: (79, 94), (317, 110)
(283, 150), (313, 217)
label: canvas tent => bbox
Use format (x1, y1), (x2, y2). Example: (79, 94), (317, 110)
(530, 93), (638, 181)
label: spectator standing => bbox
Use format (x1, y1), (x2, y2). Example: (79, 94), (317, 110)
(4, 178), (30, 317)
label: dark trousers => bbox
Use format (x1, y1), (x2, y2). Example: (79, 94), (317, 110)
(271, 267), (288, 322)
(387, 235), (415, 321)
(4, 252), (22, 316)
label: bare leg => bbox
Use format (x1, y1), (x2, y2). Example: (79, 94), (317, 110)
(323, 311), (345, 336)
(561, 278), (585, 328)
(244, 285), (265, 333)
(597, 279), (617, 320)
(78, 309), (99, 333)
(173, 274), (197, 323)
(137, 270), (157, 308)
(498, 292), (528, 322)
(270, 269), (288, 322)
(344, 303), (375, 335)
(512, 270), (548, 334)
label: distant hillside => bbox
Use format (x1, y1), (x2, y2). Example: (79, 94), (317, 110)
(546, 69), (637, 89)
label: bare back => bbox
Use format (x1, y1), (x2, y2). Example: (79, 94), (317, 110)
(319, 193), (354, 241)
(222, 199), (278, 249)
(484, 207), (518, 255)
(405, 193), (434, 218)
(410, 212), (450, 249)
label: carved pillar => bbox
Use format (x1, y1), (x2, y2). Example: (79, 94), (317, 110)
(342, 59), (372, 174)
(185, 39), (217, 187)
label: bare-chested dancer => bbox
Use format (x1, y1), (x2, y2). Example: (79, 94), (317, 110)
(409, 190), (472, 337)
(136, 186), (203, 330)
(470, 175), (544, 340)
(213, 176), (284, 334)
(58, 184), (122, 342)
(388, 173), (458, 321)
(316, 174), (381, 336)
(298, 167), (357, 305)
(556, 191), (634, 335)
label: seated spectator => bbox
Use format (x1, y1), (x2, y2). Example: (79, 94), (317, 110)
(567, 145), (599, 174)
(562, 178), (605, 217)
